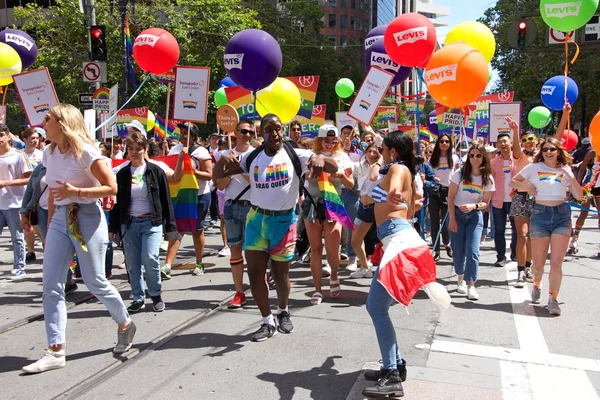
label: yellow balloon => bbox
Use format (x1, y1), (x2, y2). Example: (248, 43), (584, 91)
(256, 77), (301, 124)
(444, 21), (496, 63)
(0, 43), (22, 86)
(147, 110), (156, 131)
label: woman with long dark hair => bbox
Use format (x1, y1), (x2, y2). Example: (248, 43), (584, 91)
(511, 138), (583, 316)
(427, 134), (459, 260)
(448, 144), (495, 300)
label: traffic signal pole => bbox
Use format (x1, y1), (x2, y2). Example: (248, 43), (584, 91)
(119, 0), (129, 103)
(85, 0), (100, 91)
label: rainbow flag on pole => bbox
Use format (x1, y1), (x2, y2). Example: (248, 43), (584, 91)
(377, 106), (397, 122)
(124, 15), (137, 89)
(318, 172), (354, 230)
(155, 114), (180, 140)
(285, 76), (320, 120)
(418, 126), (436, 143)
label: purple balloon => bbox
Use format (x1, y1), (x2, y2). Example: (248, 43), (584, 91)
(0, 29), (37, 69)
(364, 38), (412, 86)
(365, 25), (387, 51)
(426, 110), (438, 136)
(224, 29), (282, 92)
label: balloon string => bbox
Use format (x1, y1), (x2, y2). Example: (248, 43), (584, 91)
(95, 75), (150, 132)
(563, 33), (579, 135)
(1, 85), (7, 108)
(387, 91), (426, 99)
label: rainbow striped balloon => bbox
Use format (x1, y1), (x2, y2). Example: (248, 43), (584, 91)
(318, 172), (354, 230)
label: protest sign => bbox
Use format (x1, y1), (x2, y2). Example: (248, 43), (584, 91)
(347, 67), (394, 125)
(298, 104), (326, 138)
(285, 75), (319, 120)
(173, 66), (210, 123)
(12, 68), (59, 126)
(115, 107), (148, 138)
(335, 112), (358, 130)
(489, 102), (521, 142)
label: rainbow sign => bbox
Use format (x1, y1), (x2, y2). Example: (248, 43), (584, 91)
(376, 106), (396, 122)
(34, 104), (50, 114)
(285, 75), (320, 120)
(224, 86), (259, 120)
(93, 88), (110, 99)
(182, 100), (197, 109)
(298, 104), (326, 138)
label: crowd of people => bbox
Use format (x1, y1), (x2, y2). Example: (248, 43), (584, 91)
(1, 102), (597, 398)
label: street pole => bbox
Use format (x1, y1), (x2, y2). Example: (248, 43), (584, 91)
(85, 0), (100, 91)
(119, 0), (129, 104)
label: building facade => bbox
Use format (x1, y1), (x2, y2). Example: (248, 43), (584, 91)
(1, 0), (56, 28)
(320, 0), (372, 47)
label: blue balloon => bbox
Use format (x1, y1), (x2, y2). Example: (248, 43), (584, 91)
(219, 77), (235, 88)
(540, 75), (578, 111)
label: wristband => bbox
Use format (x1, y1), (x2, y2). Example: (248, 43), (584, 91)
(78, 188), (81, 197)
(475, 203), (479, 210)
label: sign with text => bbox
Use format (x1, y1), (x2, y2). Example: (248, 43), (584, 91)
(173, 66), (210, 123)
(376, 106), (397, 122)
(285, 75), (320, 120)
(115, 107), (149, 138)
(489, 102), (522, 143)
(299, 104), (326, 138)
(405, 100), (418, 116)
(223, 86), (259, 121)
(335, 112), (358, 131)
(92, 87), (111, 112)
(12, 68), (59, 127)
(347, 67), (394, 126)
(216, 104), (239, 132)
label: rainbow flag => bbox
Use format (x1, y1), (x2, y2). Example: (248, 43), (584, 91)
(418, 126), (436, 143)
(285, 76), (320, 120)
(377, 106), (396, 122)
(224, 86), (259, 120)
(297, 104), (326, 138)
(318, 172), (354, 230)
(155, 114), (180, 140)
(125, 15), (137, 89)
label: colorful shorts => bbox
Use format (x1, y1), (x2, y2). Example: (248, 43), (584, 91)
(243, 207), (297, 262)
(509, 192), (535, 219)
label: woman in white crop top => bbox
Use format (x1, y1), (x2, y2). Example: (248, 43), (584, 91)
(511, 137), (583, 316)
(22, 104), (135, 375)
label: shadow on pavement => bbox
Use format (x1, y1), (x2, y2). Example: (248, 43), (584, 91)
(158, 332), (248, 357)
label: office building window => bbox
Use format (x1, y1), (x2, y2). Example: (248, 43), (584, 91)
(350, 15), (356, 29)
(340, 0), (347, 7)
(329, 13), (336, 28)
(340, 15), (347, 28)
(350, 0), (356, 8)
(328, 35), (337, 45)
(340, 36), (347, 47)
(328, 0), (336, 6)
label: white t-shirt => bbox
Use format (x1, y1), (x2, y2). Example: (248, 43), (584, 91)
(39, 175), (49, 210)
(518, 162), (569, 202)
(214, 148), (253, 201)
(503, 159), (512, 202)
(0, 149), (32, 209)
(112, 159), (173, 176)
(450, 172), (495, 207)
(241, 148), (312, 210)
(306, 151), (353, 198)
(25, 148), (43, 168)
(430, 154), (459, 187)
(42, 143), (102, 206)
(129, 163), (152, 216)
(169, 145), (212, 195)
(357, 161), (377, 196)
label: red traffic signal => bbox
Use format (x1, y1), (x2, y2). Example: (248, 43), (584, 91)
(507, 20), (537, 50)
(89, 25), (107, 61)
(91, 28), (103, 39)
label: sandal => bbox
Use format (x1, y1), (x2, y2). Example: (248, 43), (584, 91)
(311, 292), (323, 305)
(445, 245), (452, 258)
(330, 279), (341, 299)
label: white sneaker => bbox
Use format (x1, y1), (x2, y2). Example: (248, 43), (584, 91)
(350, 267), (373, 279)
(218, 247), (231, 257)
(10, 270), (26, 280)
(467, 286), (479, 300)
(22, 348), (66, 374)
(456, 279), (468, 295)
(346, 258), (358, 272)
(322, 262), (331, 278)
(159, 241), (168, 252)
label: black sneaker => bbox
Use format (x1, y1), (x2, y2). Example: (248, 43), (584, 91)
(493, 258), (506, 268)
(362, 369), (404, 398)
(127, 301), (145, 313)
(251, 323), (277, 342)
(365, 360), (407, 382)
(277, 311), (294, 334)
(151, 296), (165, 312)
(26, 252), (36, 263)
(444, 245), (452, 258)
(65, 282), (78, 295)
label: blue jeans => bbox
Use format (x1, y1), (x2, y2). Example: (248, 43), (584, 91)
(38, 207), (49, 241)
(449, 209), (483, 283)
(530, 203), (571, 238)
(122, 218), (163, 302)
(492, 202), (516, 261)
(341, 188), (359, 258)
(224, 200), (251, 246)
(43, 202), (129, 346)
(0, 208), (25, 272)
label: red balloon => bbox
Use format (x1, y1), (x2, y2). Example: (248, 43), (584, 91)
(133, 28), (179, 74)
(560, 130), (578, 152)
(384, 13), (436, 68)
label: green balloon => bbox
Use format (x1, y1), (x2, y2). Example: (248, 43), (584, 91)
(215, 87), (228, 107)
(541, 0), (599, 32)
(528, 106), (552, 129)
(488, 64), (493, 83)
(335, 78), (354, 98)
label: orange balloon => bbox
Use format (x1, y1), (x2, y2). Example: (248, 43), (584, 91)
(424, 43), (488, 108)
(590, 111), (600, 152)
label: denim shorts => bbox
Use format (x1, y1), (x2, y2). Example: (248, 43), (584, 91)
(195, 193), (212, 231)
(530, 203), (572, 238)
(377, 217), (414, 241)
(355, 203), (375, 226)
(224, 200), (251, 246)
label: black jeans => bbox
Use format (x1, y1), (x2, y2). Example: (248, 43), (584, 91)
(429, 195), (449, 252)
(209, 188), (219, 221)
(492, 202), (517, 261)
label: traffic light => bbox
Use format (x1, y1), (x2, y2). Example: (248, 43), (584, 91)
(507, 19), (537, 50)
(518, 21), (527, 48)
(89, 25), (107, 61)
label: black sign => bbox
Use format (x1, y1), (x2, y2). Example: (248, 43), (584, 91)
(79, 93), (93, 106)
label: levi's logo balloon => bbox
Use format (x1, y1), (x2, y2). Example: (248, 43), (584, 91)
(541, 85), (556, 95)
(370, 52), (400, 72)
(425, 64), (458, 86)
(134, 34), (160, 47)
(5, 33), (34, 50)
(545, 1), (582, 18)
(224, 54), (244, 70)
(365, 36), (382, 50)
(393, 26), (428, 46)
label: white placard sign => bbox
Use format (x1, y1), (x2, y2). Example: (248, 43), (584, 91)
(84, 109), (96, 141)
(12, 68), (59, 126)
(107, 83), (119, 129)
(347, 67), (395, 126)
(173, 66), (211, 123)
(335, 112), (358, 130)
(489, 102), (522, 143)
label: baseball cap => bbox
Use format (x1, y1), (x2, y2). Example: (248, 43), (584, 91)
(208, 132), (220, 139)
(125, 120), (147, 137)
(177, 122), (199, 137)
(34, 127), (46, 139)
(581, 137), (590, 145)
(318, 124), (338, 138)
(485, 145), (496, 153)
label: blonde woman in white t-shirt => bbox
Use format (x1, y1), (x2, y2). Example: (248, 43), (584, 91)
(22, 104), (135, 375)
(511, 137), (583, 316)
(447, 144), (495, 301)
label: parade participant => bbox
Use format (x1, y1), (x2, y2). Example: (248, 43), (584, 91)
(448, 144), (495, 300)
(20, 128), (44, 262)
(125, 120), (147, 137)
(573, 149), (599, 255)
(213, 120), (255, 308)
(350, 144), (381, 278)
(340, 124), (362, 271)
(303, 124), (353, 304)
(207, 132), (221, 226)
(215, 136), (231, 257)
(0, 124), (32, 279)
(511, 138), (583, 316)
(22, 104), (135, 374)
(288, 120), (302, 145)
(161, 122), (212, 278)
(109, 132), (178, 313)
(112, 137), (124, 159)
(214, 113), (337, 341)
(427, 134), (458, 260)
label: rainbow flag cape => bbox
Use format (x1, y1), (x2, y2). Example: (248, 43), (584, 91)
(318, 172), (354, 230)
(224, 86), (259, 120)
(285, 76), (320, 120)
(124, 15), (137, 89)
(155, 114), (180, 140)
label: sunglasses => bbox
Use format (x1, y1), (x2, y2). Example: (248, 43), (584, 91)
(469, 153), (483, 159)
(324, 139), (338, 144)
(521, 136), (536, 143)
(542, 147), (558, 153)
(239, 128), (254, 135)
(439, 140), (450, 144)
(264, 125), (283, 134)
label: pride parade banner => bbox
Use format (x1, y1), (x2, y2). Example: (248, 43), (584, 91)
(405, 100), (418, 116)
(115, 107), (148, 138)
(299, 104), (326, 138)
(224, 86), (260, 121)
(12, 68), (59, 126)
(376, 106), (397, 122)
(285, 75), (320, 120)
(173, 66), (210, 123)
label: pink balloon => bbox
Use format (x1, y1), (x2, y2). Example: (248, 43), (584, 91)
(560, 130), (578, 152)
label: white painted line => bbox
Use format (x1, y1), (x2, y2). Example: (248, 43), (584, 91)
(527, 363), (600, 400)
(500, 361), (533, 399)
